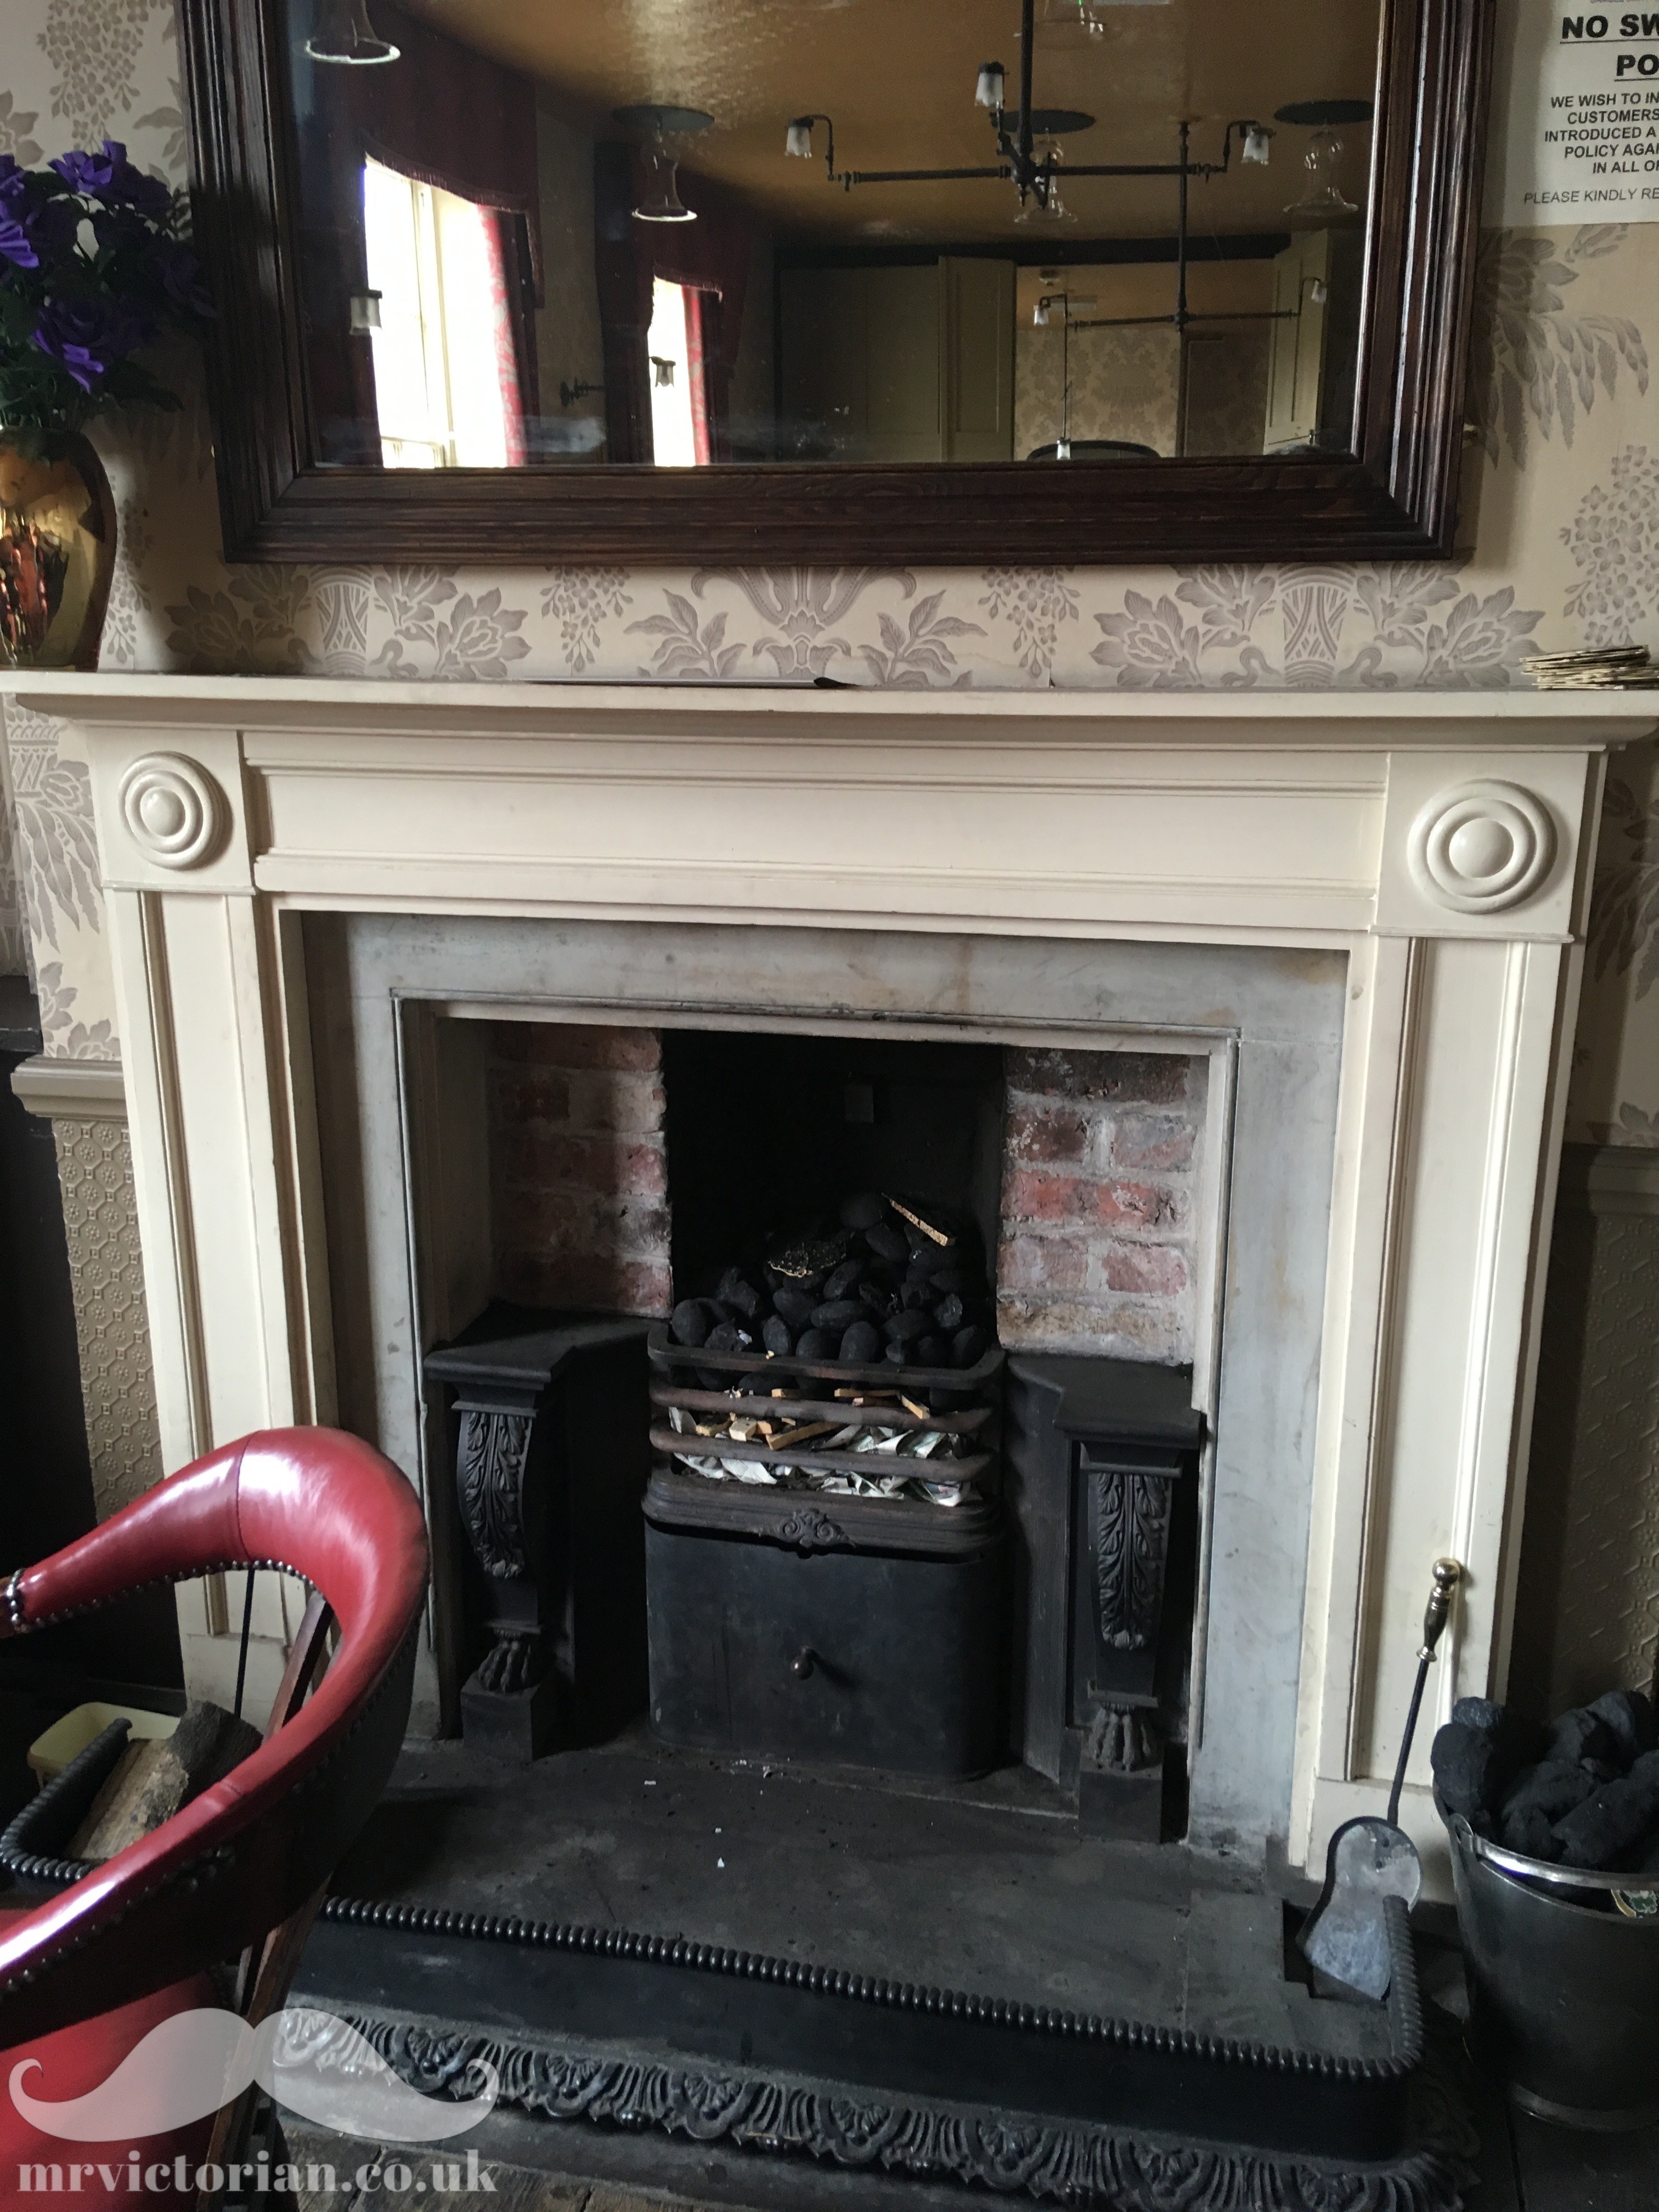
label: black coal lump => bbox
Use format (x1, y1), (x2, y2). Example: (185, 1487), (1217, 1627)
(737, 1373), (772, 1396)
(933, 1291), (967, 1334)
(1430, 1723), (1505, 1820)
(905, 1234), (954, 1276)
(839, 1321), (881, 1364)
(810, 1297), (866, 1333)
(795, 1328), (838, 1361)
(1452, 1697), (1506, 1733)
(865, 1221), (909, 1264)
(1552, 1770), (1659, 1870)
(772, 1284), (815, 1328)
(839, 1192), (886, 1231)
(1547, 1707), (1621, 1771)
(823, 1257), (866, 1302)
(858, 1280), (896, 1319)
(952, 1324), (988, 1368)
(883, 1341), (908, 1366)
(669, 1299), (713, 1348)
(761, 1314), (794, 1357)
(885, 1308), (932, 1345)
(716, 1268), (765, 1322)
(705, 1321), (753, 1355)
(900, 1277), (936, 1311)
(1500, 1759), (1599, 1826)
(1452, 1697), (1547, 1773)
(915, 1336), (949, 1368)
(1501, 1807), (1564, 1863)
(1588, 1689), (1658, 1765)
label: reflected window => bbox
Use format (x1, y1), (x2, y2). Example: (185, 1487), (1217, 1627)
(362, 159), (517, 467)
(647, 278), (699, 468)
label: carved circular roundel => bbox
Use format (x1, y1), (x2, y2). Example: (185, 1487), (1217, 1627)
(1406, 780), (1556, 915)
(119, 753), (227, 871)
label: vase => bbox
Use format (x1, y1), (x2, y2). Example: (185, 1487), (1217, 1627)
(0, 430), (118, 672)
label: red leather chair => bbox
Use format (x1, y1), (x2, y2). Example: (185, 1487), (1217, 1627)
(0, 1429), (428, 2203)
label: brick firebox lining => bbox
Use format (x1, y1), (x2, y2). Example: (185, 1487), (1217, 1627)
(487, 1025), (1202, 1365)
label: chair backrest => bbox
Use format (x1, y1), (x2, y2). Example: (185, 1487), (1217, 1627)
(0, 1428), (427, 2050)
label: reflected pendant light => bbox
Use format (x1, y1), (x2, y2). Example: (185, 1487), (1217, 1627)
(1276, 99), (1372, 222)
(634, 143), (696, 223)
(614, 105), (713, 224)
(305, 0), (399, 65)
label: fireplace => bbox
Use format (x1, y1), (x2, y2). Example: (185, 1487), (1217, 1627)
(8, 672), (1654, 2188)
(415, 1018), (1209, 1826)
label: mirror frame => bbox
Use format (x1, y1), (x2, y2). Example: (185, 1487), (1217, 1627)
(179, 0), (1492, 566)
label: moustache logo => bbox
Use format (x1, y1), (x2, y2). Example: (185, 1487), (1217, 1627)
(10, 2006), (498, 2145)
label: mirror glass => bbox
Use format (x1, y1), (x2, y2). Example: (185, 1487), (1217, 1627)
(280, 0), (1380, 471)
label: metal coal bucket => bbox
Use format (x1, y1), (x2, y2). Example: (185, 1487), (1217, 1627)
(1441, 1796), (1659, 2129)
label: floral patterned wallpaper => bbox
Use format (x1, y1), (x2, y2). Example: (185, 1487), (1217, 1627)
(1, 0), (1657, 1144)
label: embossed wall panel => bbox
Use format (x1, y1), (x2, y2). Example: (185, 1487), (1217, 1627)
(1512, 1176), (1659, 1714)
(50, 1114), (162, 1519)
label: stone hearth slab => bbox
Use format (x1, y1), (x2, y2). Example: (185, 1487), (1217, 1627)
(316, 1733), (1392, 2063)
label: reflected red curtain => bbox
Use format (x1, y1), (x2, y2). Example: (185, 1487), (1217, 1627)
(482, 213), (528, 465)
(684, 289), (714, 465)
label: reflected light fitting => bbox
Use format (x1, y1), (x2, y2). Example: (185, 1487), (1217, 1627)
(651, 356), (676, 387)
(306, 0), (399, 64)
(975, 63), (1006, 110)
(786, 118), (814, 158)
(634, 144), (696, 223)
(1286, 127), (1357, 220)
(1242, 124), (1271, 165)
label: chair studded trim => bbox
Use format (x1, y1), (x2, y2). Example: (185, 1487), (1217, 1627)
(2, 1571), (27, 1635)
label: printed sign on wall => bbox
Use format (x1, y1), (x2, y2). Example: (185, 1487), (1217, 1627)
(1486, 3), (1659, 222)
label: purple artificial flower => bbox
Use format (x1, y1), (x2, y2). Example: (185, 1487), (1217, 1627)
(0, 156), (75, 270)
(30, 294), (148, 392)
(53, 140), (170, 222)
(50, 143), (120, 196)
(0, 210), (38, 270)
(151, 236), (214, 319)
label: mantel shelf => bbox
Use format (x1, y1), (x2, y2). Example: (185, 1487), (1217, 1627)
(5, 669), (1657, 753)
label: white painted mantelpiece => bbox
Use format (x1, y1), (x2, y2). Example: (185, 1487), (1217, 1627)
(10, 672), (1658, 1892)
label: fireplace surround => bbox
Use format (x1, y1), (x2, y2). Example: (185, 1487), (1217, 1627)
(8, 672), (1657, 1899)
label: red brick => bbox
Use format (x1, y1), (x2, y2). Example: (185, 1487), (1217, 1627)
(1005, 1048), (1190, 1105)
(565, 1070), (667, 1135)
(1093, 1180), (1181, 1232)
(501, 1130), (667, 1198)
(1111, 1114), (1197, 1172)
(1001, 1166), (1090, 1223)
(503, 1252), (672, 1317)
(997, 1234), (1087, 1293)
(1096, 1244), (1188, 1295)
(1005, 1104), (1089, 1165)
(996, 1294), (1186, 1361)
(490, 1070), (572, 1126)
(507, 1186), (669, 1250)
(493, 1022), (661, 1072)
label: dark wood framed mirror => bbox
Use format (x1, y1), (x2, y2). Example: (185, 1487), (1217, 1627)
(179, 0), (1492, 566)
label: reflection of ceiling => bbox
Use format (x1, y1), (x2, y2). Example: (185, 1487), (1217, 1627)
(393, 0), (1380, 241)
